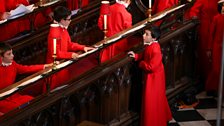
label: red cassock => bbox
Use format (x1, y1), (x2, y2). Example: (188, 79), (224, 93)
(135, 42), (172, 126)
(67, 0), (89, 10)
(98, 3), (132, 62)
(206, 14), (224, 92)
(46, 25), (85, 90)
(152, 0), (178, 14)
(46, 25), (85, 63)
(0, 59), (44, 113)
(188, 0), (219, 79)
(152, 0), (178, 26)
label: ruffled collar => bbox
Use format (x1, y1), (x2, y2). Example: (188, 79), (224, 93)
(53, 20), (68, 29)
(116, 0), (129, 8)
(144, 41), (158, 46)
(0, 58), (12, 67)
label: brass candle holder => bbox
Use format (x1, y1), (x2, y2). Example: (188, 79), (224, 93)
(103, 29), (108, 39)
(148, 8), (152, 21)
(52, 54), (57, 70)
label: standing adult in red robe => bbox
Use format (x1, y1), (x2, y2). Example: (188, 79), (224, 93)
(152, 0), (179, 26)
(152, 0), (179, 14)
(98, 0), (132, 62)
(128, 26), (172, 126)
(205, 1), (224, 95)
(67, 0), (89, 10)
(46, 6), (94, 90)
(0, 43), (52, 114)
(188, 0), (219, 83)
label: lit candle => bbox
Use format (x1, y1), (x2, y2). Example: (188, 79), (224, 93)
(53, 38), (57, 55)
(103, 15), (107, 30)
(149, 0), (151, 8)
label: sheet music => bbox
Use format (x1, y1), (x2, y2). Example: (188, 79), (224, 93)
(0, 19), (7, 24)
(39, 0), (59, 7)
(71, 9), (80, 16)
(17, 75), (42, 87)
(0, 88), (18, 97)
(9, 4), (35, 19)
(56, 60), (73, 69)
(78, 48), (98, 58)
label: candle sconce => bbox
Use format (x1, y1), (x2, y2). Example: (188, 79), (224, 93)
(148, 8), (152, 20)
(100, 1), (110, 39)
(52, 38), (58, 70)
(52, 53), (57, 70)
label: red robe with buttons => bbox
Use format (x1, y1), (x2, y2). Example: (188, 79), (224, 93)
(46, 25), (85, 90)
(67, 0), (89, 10)
(98, 3), (132, 62)
(188, 0), (219, 80)
(135, 42), (172, 126)
(206, 14), (224, 92)
(0, 59), (44, 113)
(46, 25), (85, 63)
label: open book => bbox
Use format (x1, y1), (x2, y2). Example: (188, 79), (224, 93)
(8, 4), (35, 19)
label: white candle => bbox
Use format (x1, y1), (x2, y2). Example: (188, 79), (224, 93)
(53, 38), (57, 55)
(149, 0), (151, 8)
(103, 15), (107, 30)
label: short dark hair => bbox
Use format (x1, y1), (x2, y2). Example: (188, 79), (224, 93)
(145, 25), (161, 40)
(0, 43), (12, 56)
(218, 2), (223, 13)
(53, 6), (71, 22)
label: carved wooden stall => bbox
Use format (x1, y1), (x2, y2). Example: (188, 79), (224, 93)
(0, 1), (199, 126)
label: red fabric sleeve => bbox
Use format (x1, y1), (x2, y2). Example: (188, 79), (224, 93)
(68, 41), (85, 52)
(98, 15), (104, 30)
(15, 62), (44, 74)
(207, 16), (217, 50)
(123, 12), (132, 29)
(189, 0), (203, 18)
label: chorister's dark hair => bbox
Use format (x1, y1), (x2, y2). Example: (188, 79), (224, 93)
(0, 43), (12, 56)
(53, 6), (71, 22)
(145, 25), (161, 40)
(218, 2), (223, 13)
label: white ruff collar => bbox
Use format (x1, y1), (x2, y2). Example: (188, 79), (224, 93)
(1, 62), (12, 67)
(144, 41), (158, 46)
(116, 0), (129, 8)
(53, 20), (68, 29)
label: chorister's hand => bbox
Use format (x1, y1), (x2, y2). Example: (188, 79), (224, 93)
(44, 61), (60, 69)
(72, 53), (79, 59)
(84, 47), (95, 52)
(128, 51), (135, 58)
(1, 12), (10, 20)
(48, 12), (53, 20)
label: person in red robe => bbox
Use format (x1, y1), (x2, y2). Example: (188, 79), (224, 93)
(98, 0), (132, 62)
(187, 0), (219, 83)
(46, 6), (94, 90)
(0, 0), (20, 42)
(128, 26), (172, 126)
(67, 0), (89, 10)
(205, 1), (224, 95)
(0, 43), (53, 114)
(151, 0), (178, 26)
(152, 0), (179, 14)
